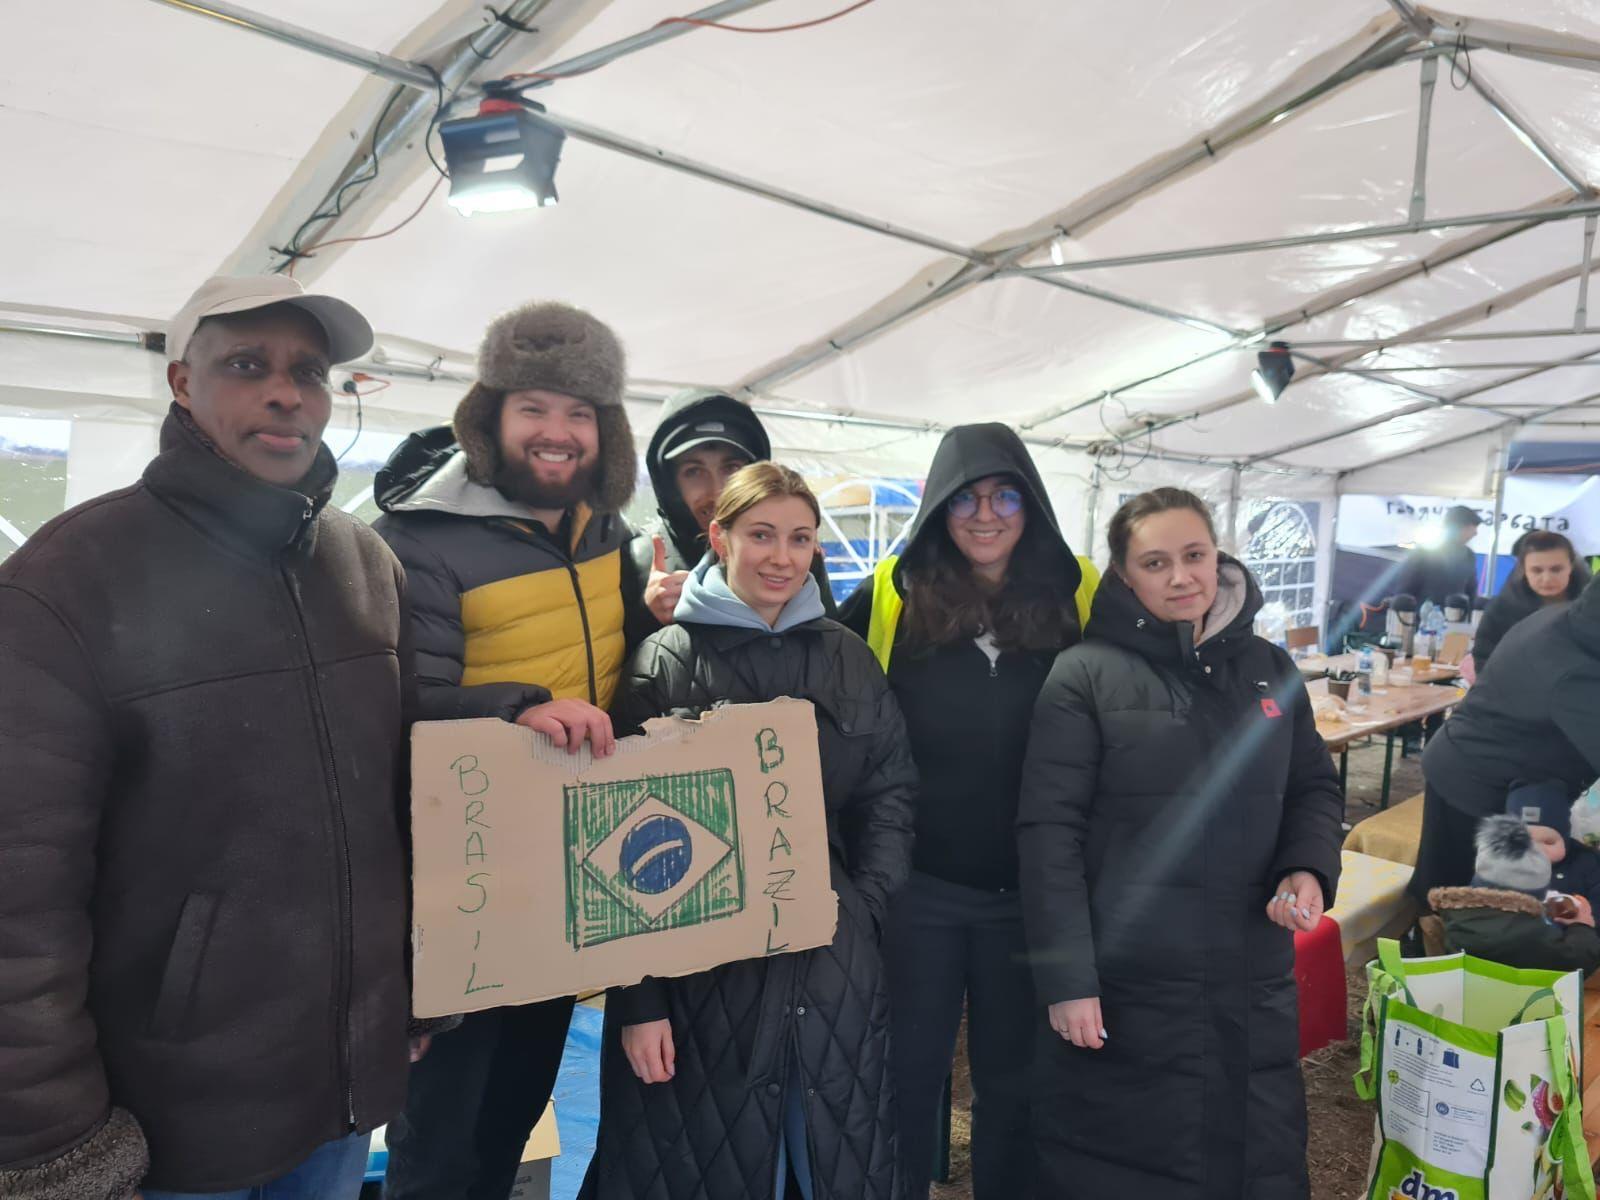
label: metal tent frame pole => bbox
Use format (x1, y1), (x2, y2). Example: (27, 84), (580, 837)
(1338, 383), (1600, 482)
(1280, 328), (1600, 349)
(1096, 256), (1595, 459)
(1014, 198), (1600, 277)
(1016, 210), (1556, 433)
(144, 0), (440, 88)
(1483, 437), (1510, 596)
(730, 22), (1421, 397)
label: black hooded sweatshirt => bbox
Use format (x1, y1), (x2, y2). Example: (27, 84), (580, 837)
(630, 389), (835, 615)
(839, 423), (1083, 891)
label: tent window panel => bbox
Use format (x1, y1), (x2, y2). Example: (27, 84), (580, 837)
(1242, 499), (1322, 641)
(0, 417), (70, 566)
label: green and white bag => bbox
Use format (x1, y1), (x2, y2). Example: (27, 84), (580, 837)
(1354, 939), (1594, 1200)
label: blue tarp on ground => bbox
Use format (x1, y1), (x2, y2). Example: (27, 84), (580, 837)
(551, 1003), (605, 1200)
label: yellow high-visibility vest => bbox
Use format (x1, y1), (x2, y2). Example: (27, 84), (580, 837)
(864, 553), (1100, 673)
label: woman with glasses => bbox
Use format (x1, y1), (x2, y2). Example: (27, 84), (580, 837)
(840, 423), (1097, 1199)
(1018, 488), (1342, 1198)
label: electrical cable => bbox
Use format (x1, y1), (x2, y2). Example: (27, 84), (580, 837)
(501, 0), (881, 86)
(277, 85), (409, 274)
(422, 64), (452, 181)
(278, 0), (883, 266)
(656, 0), (879, 34)
(295, 177), (446, 263)
(334, 374), (392, 462)
(486, 4), (540, 34)
(1449, 34), (1473, 91)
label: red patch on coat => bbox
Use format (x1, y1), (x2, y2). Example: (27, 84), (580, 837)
(1260, 698), (1283, 719)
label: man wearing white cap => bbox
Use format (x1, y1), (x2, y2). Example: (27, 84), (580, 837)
(0, 277), (417, 1199)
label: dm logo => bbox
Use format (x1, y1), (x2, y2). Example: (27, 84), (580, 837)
(620, 814), (693, 894)
(1391, 1168), (1458, 1200)
(564, 769), (746, 949)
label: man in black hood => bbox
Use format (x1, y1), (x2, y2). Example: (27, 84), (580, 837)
(633, 389), (835, 624)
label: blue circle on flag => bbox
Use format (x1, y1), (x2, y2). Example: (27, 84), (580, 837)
(621, 814), (693, 894)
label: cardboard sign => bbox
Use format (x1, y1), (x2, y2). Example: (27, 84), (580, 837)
(410, 698), (837, 1017)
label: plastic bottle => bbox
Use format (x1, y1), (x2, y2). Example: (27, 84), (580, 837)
(1356, 643), (1375, 698)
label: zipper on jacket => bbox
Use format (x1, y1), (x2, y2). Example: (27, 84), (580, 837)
(281, 555), (359, 1129)
(565, 560), (600, 705)
(503, 519), (602, 705)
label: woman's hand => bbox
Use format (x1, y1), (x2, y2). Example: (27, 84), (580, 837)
(622, 1019), (676, 1084)
(1048, 998), (1106, 1050)
(1267, 871), (1324, 933)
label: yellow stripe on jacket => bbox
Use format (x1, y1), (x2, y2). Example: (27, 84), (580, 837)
(459, 548), (626, 708)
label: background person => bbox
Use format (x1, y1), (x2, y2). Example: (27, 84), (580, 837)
(838, 422), (1087, 1199)
(1411, 575), (1600, 907)
(1394, 503), (1482, 609)
(582, 463), (916, 1200)
(634, 389), (835, 629)
(0, 276), (414, 1200)
(373, 302), (647, 1200)
(1472, 530), (1588, 670)
(1018, 487), (1343, 1198)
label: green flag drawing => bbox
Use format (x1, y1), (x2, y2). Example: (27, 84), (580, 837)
(564, 769), (745, 949)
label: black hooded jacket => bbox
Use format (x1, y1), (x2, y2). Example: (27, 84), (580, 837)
(1018, 559), (1342, 1196)
(630, 390), (835, 615)
(839, 423), (1085, 891)
(1472, 561), (1589, 668)
(1425, 576), (1600, 819)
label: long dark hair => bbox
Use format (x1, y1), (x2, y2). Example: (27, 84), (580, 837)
(900, 490), (1078, 653)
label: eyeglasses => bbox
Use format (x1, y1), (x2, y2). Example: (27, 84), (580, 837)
(948, 486), (1024, 520)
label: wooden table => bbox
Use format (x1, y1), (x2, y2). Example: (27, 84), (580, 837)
(1298, 652), (1461, 687)
(1312, 679), (1466, 808)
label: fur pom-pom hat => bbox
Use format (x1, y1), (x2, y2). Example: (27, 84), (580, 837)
(1472, 814), (1553, 897)
(453, 302), (636, 511)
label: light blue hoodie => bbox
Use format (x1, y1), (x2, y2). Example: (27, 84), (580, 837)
(673, 554), (827, 633)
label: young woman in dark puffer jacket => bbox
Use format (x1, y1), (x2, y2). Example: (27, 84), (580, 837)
(1472, 530), (1589, 670)
(1018, 488), (1343, 1199)
(581, 463), (917, 1200)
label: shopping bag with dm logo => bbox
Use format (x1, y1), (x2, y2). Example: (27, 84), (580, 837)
(1354, 939), (1593, 1200)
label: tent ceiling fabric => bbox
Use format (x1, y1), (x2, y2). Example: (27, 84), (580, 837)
(12, 0), (1600, 494)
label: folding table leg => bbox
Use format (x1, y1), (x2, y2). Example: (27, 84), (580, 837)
(1380, 732), (1397, 810)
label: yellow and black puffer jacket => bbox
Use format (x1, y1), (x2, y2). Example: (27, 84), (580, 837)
(374, 426), (648, 722)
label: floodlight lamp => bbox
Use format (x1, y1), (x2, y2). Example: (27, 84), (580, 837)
(1251, 341), (1295, 405)
(440, 98), (565, 217)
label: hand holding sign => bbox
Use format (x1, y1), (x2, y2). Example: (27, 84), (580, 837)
(516, 698), (615, 757)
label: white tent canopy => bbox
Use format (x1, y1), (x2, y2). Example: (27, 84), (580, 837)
(9, 0), (1600, 569)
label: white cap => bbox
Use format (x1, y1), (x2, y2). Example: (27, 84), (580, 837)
(166, 275), (374, 364)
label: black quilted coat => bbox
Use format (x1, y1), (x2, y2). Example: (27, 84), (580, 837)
(580, 617), (917, 1200)
(1018, 560), (1343, 1199)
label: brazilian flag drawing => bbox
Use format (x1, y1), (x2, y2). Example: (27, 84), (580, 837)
(564, 769), (745, 949)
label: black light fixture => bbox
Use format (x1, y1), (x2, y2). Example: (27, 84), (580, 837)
(439, 97), (566, 216)
(1251, 341), (1295, 405)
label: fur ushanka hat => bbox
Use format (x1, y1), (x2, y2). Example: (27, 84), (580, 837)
(453, 302), (636, 512)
